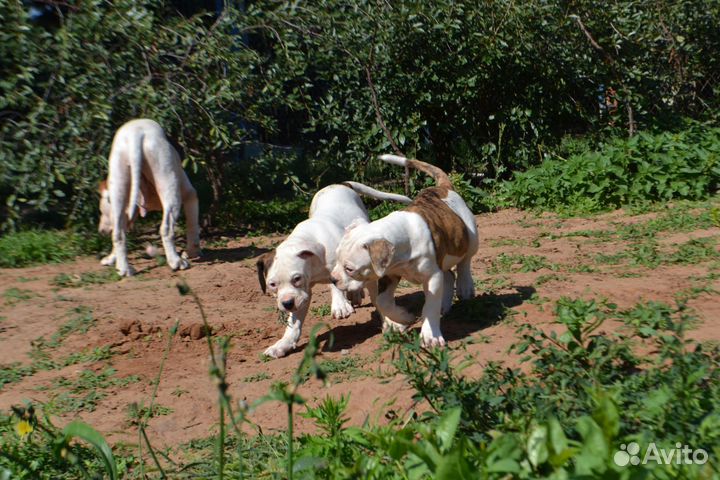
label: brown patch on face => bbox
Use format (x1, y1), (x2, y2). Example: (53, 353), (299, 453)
(406, 187), (469, 268)
(98, 180), (108, 193)
(366, 238), (395, 277)
(256, 251), (276, 294)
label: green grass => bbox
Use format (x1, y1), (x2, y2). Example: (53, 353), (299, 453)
(242, 372), (271, 383)
(311, 304), (331, 317)
(0, 307), (110, 390)
(51, 270), (121, 288)
(44, 368), (140, 414)
(0, 229), (107, 268)
(2, 287), (36, 305)
(487, 253), (559, 274)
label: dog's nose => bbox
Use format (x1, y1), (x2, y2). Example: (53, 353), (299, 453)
(330, 276), (338, 285)
(281, 299), (295, 311)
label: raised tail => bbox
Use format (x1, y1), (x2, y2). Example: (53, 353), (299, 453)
(378, 154), (453, 190)
(125, 133), (144, 223)
(343, 181), (411, 204)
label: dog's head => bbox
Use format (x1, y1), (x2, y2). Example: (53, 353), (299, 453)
(256, 241), (325, 314)
(97, 180), (112, 235)
(331, 221), (395, 291)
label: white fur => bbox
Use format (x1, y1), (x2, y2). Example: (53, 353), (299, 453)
(98, 119), (200, 276)
(262, 184), (410, 358)
(331, 168), (479, 347)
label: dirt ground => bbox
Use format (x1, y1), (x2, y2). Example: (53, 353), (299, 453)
(1, 206), (719, 452)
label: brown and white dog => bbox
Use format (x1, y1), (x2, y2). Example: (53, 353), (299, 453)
(98, 119), (200, 276)
(330, 154), (478, 347)
(256, 182), (411, 358)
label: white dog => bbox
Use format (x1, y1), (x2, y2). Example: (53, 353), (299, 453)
(330, 155), (478, 347)
(256, 182), (410, 358)
(98, 119), (201, 276)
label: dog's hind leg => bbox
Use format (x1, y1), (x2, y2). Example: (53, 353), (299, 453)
(442, 270), (455, 314)
(159, 204), (189, 271)
(182, 181), (201, 259)
(455, 257), (475, 301)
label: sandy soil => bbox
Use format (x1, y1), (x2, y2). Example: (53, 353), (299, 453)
(1, 207), (718, 451)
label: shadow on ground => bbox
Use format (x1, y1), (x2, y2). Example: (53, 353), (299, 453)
(309, 286), (536, 351)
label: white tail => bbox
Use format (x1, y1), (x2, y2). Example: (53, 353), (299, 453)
(344, 181), (411, 204)
(125, 133), (144, 222)
(378, 154), (408, 167)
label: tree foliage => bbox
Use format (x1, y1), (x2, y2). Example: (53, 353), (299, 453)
(1, 0), (718, 229)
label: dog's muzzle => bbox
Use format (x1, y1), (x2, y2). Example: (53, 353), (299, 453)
(281, 299), (295, 311)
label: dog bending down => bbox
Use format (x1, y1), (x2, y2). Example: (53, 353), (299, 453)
(256, 182), (411, 358)
(98, 119), (201, 276)
(331, 154), (478, 347)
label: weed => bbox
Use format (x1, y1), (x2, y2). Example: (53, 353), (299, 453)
(243, 372), (271, 383)
(2, 287), (35, 305)
(488, 253), (558, 274)
(535, 273), (565, 285)
(47, 368), (140, 414)
(316, 355), (368, 382)
(52, 270), (121, 288)
(311, 304), (331, 317)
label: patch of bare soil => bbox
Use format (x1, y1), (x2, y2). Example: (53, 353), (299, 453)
(1, 208), (718, 451)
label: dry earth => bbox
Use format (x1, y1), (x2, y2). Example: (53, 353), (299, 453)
(1, 205), (719, 453)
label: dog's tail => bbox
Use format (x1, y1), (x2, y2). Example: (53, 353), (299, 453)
(343, 181), (411, 204)
(125, 133), (144, 223)
(378, 154), (453, 190)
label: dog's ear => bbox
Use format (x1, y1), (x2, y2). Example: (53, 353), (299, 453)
(256, 251), (276, 294)
(296, 241), (325, 261)
(364, 239), (395, 277)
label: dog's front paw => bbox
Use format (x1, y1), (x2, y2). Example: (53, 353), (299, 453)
(346, 288), (364, 307)
(420, 321), (446, 348)
(100, 254), (116, 267)
(332, 298), (354, 319)
(382, 317), (409, 333)
(263, 340), (295, 359)
(169, 257), (191, 271)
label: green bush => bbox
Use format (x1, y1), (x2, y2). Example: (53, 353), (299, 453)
(499, 123), (720, 213)
(2, 1), (719, 229)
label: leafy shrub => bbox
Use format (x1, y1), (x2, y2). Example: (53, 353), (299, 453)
(500, 123), (720, 212)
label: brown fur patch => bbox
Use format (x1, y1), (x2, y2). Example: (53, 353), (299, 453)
(378, 275), (399, 294)
(256, 251), (276, 294)
(139, 174), (162, 214)
(406, 187), (469, 268)
(98, 180), (108, 193)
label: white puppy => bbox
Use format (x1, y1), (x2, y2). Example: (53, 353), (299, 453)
(98, 119), (201, 276)
(331, 155), (478, 347)
(256, 182), (410, 358)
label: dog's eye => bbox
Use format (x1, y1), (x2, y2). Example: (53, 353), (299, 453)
(268, 281), (277, 289)
(344, 266), (354, 274)
(292, 275), (302, 284)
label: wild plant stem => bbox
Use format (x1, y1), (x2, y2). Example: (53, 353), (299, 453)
(287, 400), (294, 480)
(141, 425), (167, 479)
(218, 401), (225, 480)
